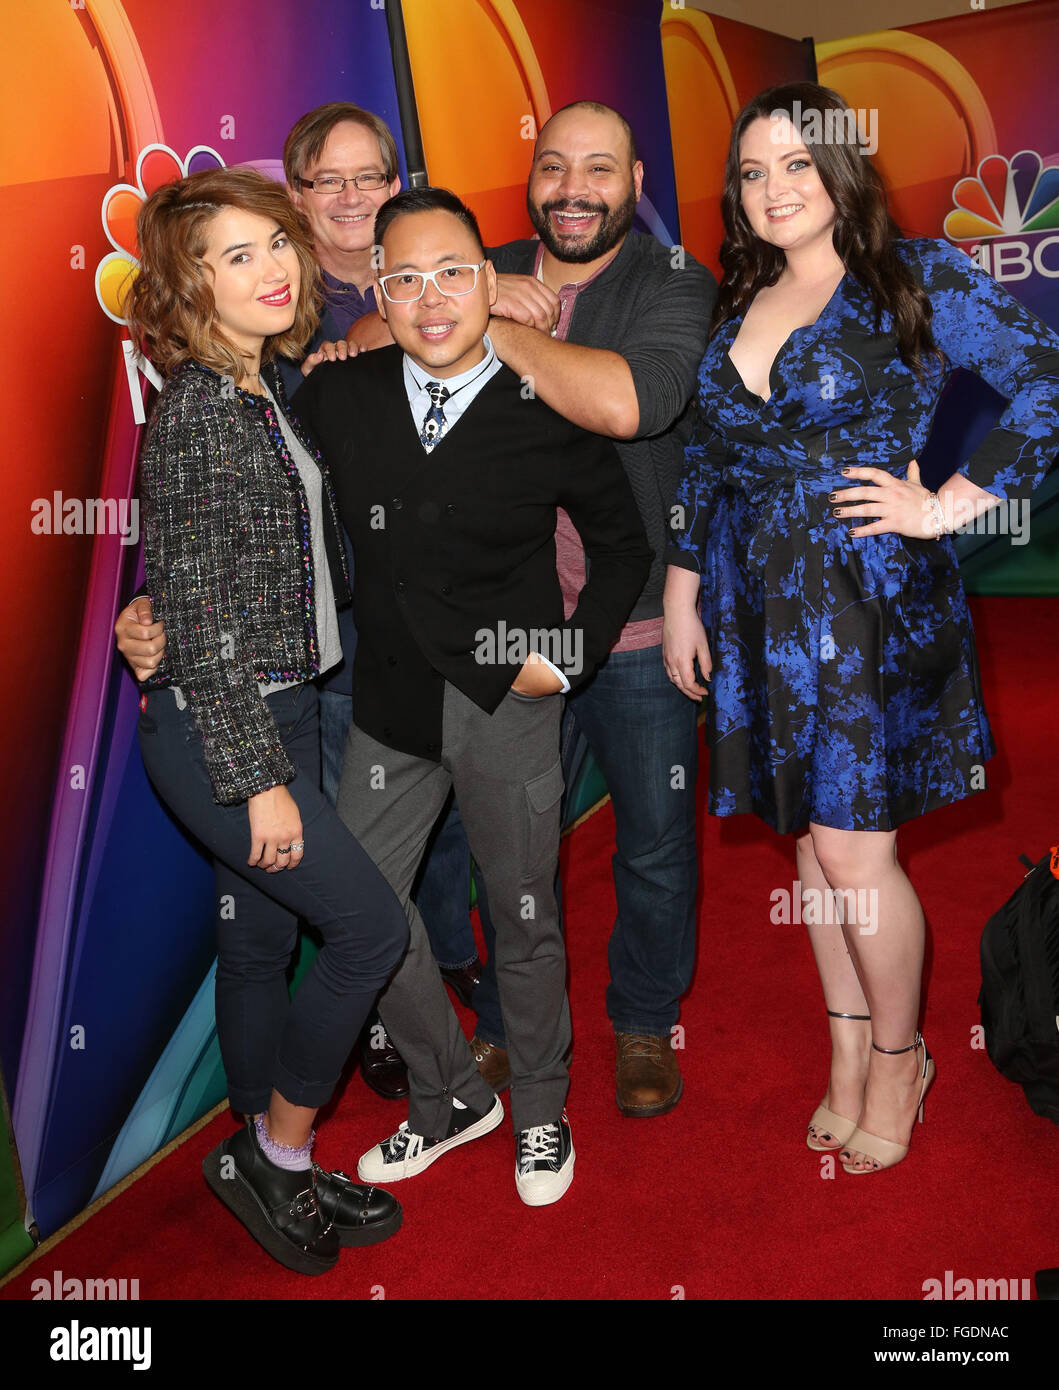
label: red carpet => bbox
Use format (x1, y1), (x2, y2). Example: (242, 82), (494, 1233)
(3, 596), (1057, 1303)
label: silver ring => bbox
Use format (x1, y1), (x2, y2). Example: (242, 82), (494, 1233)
(290, 840), (305, 852)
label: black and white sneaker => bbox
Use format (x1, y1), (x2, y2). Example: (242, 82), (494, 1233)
(514, 1112), (575, 1206)
(357, 1095), (504, 1183)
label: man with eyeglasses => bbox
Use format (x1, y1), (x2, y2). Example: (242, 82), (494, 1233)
(292, 186), (651, 1205)
(278, 102), (401, 388)
(336, 103), (715, 1121)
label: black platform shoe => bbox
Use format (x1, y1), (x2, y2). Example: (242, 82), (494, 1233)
(202, 1123), (340, 1276)
(311, 1165), (403, 1247)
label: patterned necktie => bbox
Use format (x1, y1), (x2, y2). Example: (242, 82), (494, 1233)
(420, 381), (451, 451)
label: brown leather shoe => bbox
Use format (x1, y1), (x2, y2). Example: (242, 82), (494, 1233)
(615, 1033), (683, 1117)
(470, 1036), (511, 1092)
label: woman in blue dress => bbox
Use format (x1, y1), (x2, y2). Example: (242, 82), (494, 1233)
(664, 83), (1059, 1173)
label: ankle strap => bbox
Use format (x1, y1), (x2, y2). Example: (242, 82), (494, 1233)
(872, 1031), (922, 1055)
(827, 1010), (871, 1021)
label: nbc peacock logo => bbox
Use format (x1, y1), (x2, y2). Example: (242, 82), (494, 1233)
(95, 144), (225, 323)
(944, 151), (1059, 284)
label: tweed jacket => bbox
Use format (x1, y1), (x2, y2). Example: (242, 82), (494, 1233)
(138, 360), (350, 804)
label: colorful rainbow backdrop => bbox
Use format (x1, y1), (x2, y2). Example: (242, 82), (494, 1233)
(2, 0), (1054, 1262)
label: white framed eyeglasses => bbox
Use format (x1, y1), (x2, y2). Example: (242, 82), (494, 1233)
(378, 261), (486, 302)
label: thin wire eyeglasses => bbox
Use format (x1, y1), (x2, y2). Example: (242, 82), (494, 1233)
(298, 172), (391, 194)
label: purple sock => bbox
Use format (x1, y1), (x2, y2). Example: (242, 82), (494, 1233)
(254, 1114), (314, 1171)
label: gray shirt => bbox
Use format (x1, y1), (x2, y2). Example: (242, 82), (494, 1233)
(488, 232), (716, 622)
(258, 380), (342, 695)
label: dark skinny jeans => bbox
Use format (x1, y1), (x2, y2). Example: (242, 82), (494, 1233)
(138, 683), (408, 1113)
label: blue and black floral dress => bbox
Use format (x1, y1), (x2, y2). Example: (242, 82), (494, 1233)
(668, 238), (1059, 834)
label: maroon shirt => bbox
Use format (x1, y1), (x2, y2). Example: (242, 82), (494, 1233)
(533, 243), (663, 652)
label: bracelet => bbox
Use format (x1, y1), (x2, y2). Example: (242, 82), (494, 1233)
(926, 491), (948, 540)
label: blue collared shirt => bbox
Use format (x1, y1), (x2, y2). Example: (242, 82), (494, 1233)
(402, 333), (504, 444)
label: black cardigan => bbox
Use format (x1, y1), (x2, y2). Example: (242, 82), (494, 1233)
(292, 346), (652, 760)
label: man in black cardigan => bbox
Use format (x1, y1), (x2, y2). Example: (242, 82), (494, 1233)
(292, 187), (650, 1206)
(343, 103), (715, 1119)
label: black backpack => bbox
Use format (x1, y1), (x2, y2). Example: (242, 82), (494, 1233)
(979, 847), (1059, 1124)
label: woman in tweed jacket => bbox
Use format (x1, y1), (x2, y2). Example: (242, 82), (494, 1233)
(128, 166), (407, 1274)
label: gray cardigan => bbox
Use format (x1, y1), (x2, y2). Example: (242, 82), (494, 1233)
(488, 230), (716, 621)
(138, 361), (350, 804)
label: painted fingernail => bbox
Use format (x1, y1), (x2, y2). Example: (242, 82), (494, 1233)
(841, 467), (852, 475)
(828, 492), (837, 501)
(832, 508), (842, 516)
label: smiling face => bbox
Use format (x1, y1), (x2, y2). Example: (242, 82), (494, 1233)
(375, 208), (497, 378)
(290, 119), (400, 272)
(201, 206), (300, 362)
(738, 114), (836, 254)
(527, 107), (643, 265)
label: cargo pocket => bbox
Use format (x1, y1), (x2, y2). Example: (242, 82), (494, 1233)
(523, 759), (565, 878)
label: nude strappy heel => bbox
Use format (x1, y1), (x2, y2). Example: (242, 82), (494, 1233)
(806, 1010), (871, 1151)
(840, 1033), (935, 1174)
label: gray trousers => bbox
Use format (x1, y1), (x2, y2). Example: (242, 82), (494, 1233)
(337, 682), (570, 1135)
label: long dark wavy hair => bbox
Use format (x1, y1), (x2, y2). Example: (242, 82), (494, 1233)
(127, 166), (321, 381)
(713, 83), (943, 376)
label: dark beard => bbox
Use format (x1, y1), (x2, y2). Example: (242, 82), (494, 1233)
(527, 189), (637, 264)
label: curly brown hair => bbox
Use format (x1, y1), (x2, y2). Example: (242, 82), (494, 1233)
(713, 83), (943, 377)
(126, 165), (321, 380)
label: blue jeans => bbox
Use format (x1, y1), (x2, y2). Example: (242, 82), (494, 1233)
(320, 687), (476, 968)
(138, 684), (408, 1114)
(475, 643), (699, 1040)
